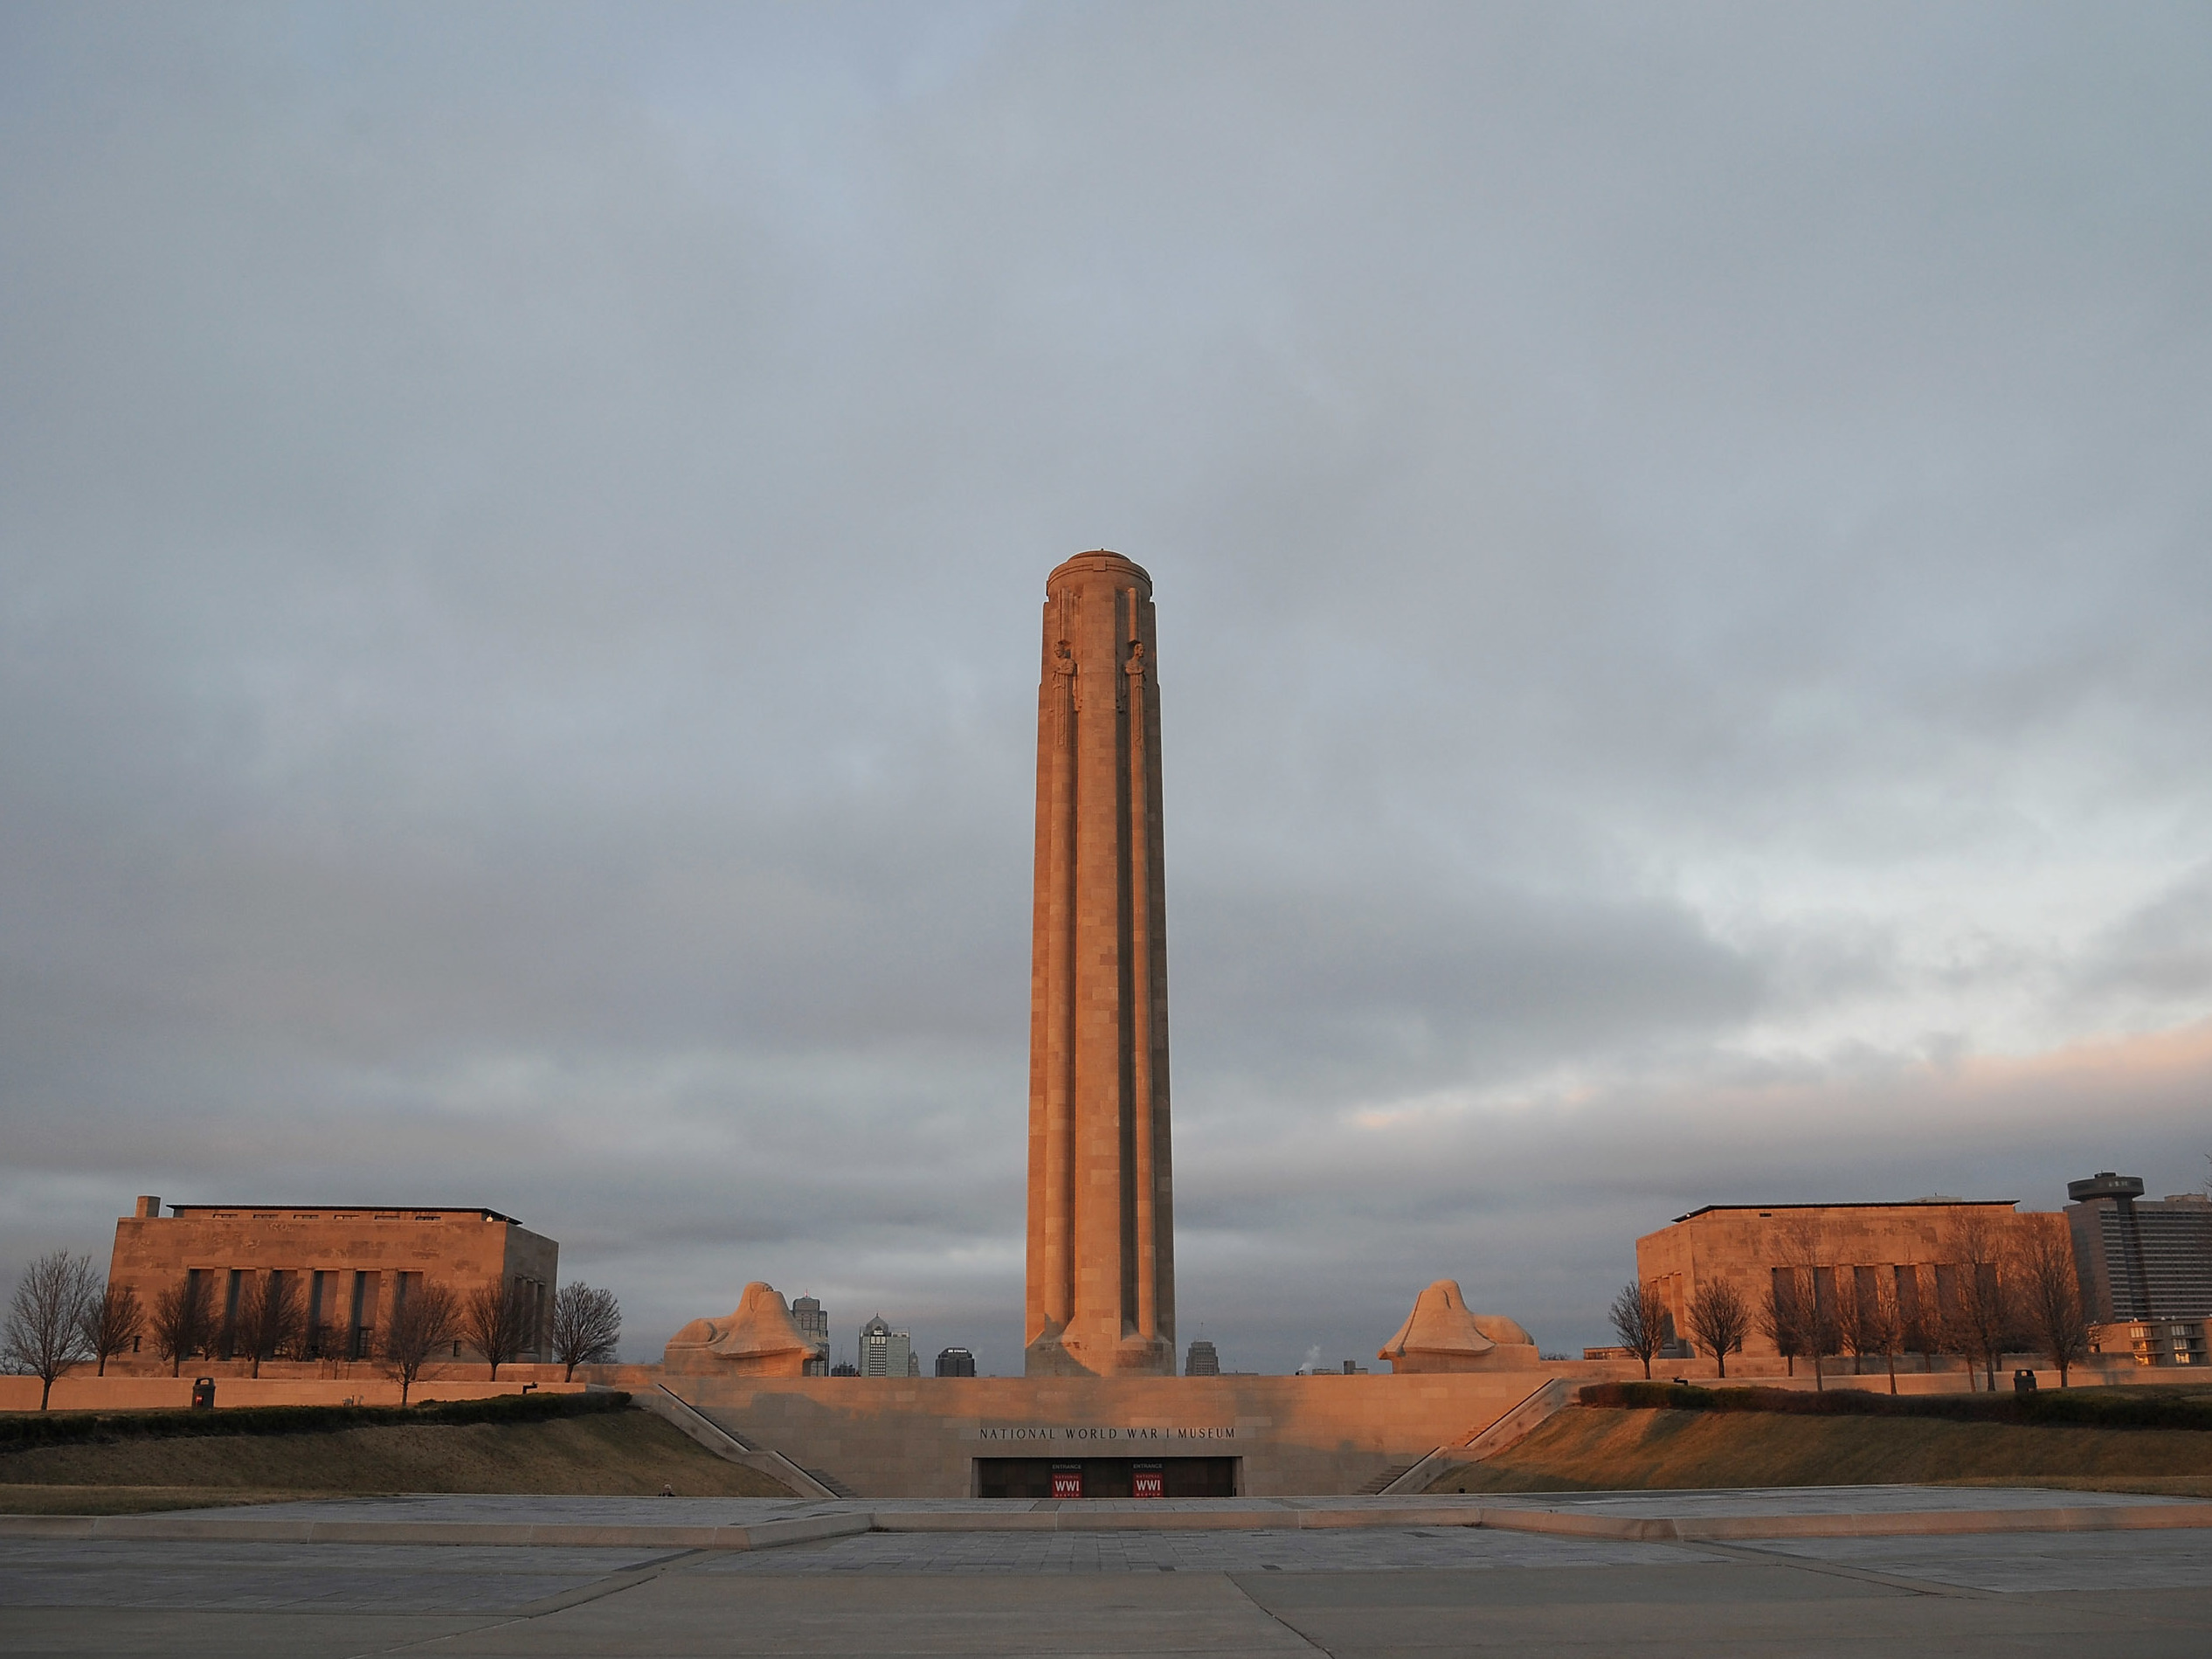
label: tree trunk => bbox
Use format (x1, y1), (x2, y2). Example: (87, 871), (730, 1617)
(1886, 1352), (1897, 1394)
(40, 1375), (53, 1409)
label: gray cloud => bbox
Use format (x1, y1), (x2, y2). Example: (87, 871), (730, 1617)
(4, 3), (2210, 1372)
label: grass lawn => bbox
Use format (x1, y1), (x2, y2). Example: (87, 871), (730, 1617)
(1427, 1404), (2212, 1496)
(0, 1407), (793, 1512)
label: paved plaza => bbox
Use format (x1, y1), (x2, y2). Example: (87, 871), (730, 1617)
(3, 1490), (2208, 1656)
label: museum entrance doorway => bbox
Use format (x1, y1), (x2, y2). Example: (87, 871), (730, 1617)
(974, 1457), (1239, 1498)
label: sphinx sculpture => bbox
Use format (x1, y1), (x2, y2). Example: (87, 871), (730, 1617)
(662, 1282), (820, 1376)
(1376, 1279), (1539, 1372)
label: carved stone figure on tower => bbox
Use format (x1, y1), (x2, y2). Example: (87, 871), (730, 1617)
(1025, 550), (1176, 1376)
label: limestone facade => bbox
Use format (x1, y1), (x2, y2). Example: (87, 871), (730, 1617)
(104, 1197), (556, 1368)
(1376, 1281), (1540, 1372)
(1025, 551), (1175, 1377)
(662, 1282), (819, 1376)
(667, 1372), (1555, 1498)
(1635, 1200), (2069, 1360)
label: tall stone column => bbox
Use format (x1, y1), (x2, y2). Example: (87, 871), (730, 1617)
(1025, 550), (1175, 1377)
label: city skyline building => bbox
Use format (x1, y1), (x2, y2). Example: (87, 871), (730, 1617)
(934, 1346), (976, 1378)
(790, 1294), (829, 1377)
(2067, 1173), (2212, 1321)
(858, 1314), (913, 1379)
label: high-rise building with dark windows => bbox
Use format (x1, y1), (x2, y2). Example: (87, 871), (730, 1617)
(859, 1315), (913, 1378)
(2067, 1173), (2212, 1319)
(790, 1294), (830, 1376)
(934, 1346), (976, 1377)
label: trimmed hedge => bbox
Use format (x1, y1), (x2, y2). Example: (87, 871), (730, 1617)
(1578, 1380), (2212, 1431)
(0, 1389), (632, 1453)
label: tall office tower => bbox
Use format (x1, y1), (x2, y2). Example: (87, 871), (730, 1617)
(935, 1346), (977, 1377)
(1184, 1338), (1220, 1377)
(858, 1314), (913, 1379)
(1025, 550), (1177, 1378)
(790, 1294), (829, 1377)
(2068, 1173), (2212, 1318)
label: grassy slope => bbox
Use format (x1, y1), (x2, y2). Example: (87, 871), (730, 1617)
(0, 1407), (793, 1513)
(1426, 1406), (2212, 1497)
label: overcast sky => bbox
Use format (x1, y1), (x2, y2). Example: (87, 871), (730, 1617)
(3, 3), (2209, 1373)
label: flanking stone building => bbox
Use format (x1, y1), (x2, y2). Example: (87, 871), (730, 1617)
(1635, 1198), (2069, 1363)
(105, 1196), (556, 1370)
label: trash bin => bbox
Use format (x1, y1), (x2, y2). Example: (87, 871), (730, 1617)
(2012, 1369), (2037, 1393)
(190, 1377), (216, 1410)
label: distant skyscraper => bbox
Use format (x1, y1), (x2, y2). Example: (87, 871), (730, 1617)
(858, 1314), (912, 1379)
(935, 1346), (977, 1377)
(790, 1295), (829, 1377)
(2068, 1174), (2212, 1319)
(1184, 1338), (1219, 1377)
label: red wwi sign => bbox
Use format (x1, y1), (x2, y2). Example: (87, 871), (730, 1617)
(1132, 1465), (1165, 1499)
(1051, 1467), (1083, 1499)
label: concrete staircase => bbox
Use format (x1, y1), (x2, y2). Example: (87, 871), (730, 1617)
(1357, 1464), (1418, 1496)
(623, 1385), (843, 1500)
(803, 1468), (860, 1499)
(1374, 1377), (1577, 1497)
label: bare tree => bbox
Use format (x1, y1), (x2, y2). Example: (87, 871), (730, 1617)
(1757, 1269), (1805, 1377)
(1836, 1271), (1897, 1379)
(551, 1282), (622, 1380)
(1846, 1272), (1904, 1393)
(2015, 1229), (2088, 1386)
(463, 1280), (533, 1379)
(80, 1281), (146, 1377)
(1896, 1264), (1940, 1372)
(1607, 1280), (1667, 1379)
(151, 1275), (215, 1377)
(1950, 1210), (2015, 1393)
(232, 1272), (307, 1379)
(1776, 1217), (1841, 1390)
(1834, 1273), (1863, 1374)
(3, 1251), (100, 1408)
(1685, 1278), (1749, 1377)
(377, 1280), (460, 1405)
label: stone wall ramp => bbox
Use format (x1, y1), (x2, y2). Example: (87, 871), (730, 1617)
(1375, 1376), (1575, 1496)
(633, 1383), (838, 1500)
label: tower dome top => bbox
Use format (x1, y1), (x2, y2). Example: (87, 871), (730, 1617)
(1047, 549), (1151, 591)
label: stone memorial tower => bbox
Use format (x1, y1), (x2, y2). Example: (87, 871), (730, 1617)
(1024, 550), (1176, 1377)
